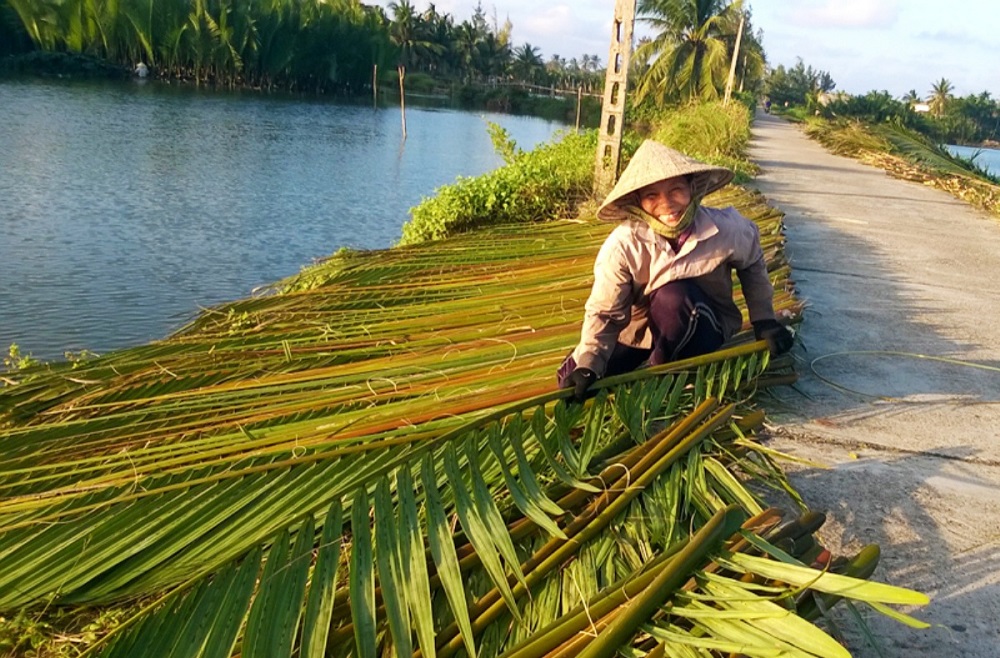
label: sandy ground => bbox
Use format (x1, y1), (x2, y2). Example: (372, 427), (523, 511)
(749, 112), (1000, 656)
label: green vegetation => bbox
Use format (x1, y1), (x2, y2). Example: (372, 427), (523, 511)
(633, 0), (765, 105)
(3, 0), (389, 91)
(0, 0), (607, 106)
(765, 56), (999, 147)
(2, 343), (39, 375)
(765, 58), (835, 112)
(803, 117), (1000, 219)
(0, 92), (931, 656)
(650, 100), (757, 182)
(0, 0), (30, 56)
(400, 100), (756, 248)
(399, 128), (603, 245)
(815, 88), (1000, 148)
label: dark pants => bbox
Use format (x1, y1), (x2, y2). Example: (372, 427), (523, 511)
(558, 279), (724, 386)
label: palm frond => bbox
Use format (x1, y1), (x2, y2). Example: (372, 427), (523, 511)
(0, 183), (922, 657)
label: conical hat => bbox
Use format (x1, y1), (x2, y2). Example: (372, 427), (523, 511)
(597, 140), (734, 221)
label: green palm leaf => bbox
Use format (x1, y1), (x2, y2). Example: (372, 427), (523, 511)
(3, 177), (923, 656)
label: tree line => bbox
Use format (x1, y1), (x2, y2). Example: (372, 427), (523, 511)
(765, 58), (999, 145)
(2, 0), (387, 91)
(0, 0), (611, 95)
(1, 0), (772, 105)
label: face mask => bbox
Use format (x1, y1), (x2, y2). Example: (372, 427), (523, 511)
(624, 197), (701, 239)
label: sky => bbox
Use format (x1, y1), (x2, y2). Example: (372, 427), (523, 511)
(367, 0), (997, 99)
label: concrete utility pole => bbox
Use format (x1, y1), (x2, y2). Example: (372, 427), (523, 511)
(594, 0), (636, 198)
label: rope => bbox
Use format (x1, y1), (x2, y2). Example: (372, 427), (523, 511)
(808, 350), (1000, 401)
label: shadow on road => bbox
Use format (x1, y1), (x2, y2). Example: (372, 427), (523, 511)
(748, 111), (1000, 657)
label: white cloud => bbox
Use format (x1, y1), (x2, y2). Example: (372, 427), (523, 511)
(521, 6), (572, 39)
(790, 0), (899, 29)
(510, 5), (609, 60)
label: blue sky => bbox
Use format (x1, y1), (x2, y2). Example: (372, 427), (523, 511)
(367, 0), (997, 99)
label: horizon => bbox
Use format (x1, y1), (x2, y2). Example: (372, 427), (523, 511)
(365, 0), (997, 100)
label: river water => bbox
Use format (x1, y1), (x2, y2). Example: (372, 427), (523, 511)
(945, 144), (1000, 177)
(0, 78), (563, 361)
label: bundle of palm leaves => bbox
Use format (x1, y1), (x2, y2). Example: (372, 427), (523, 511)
(0, 186), (923, 657)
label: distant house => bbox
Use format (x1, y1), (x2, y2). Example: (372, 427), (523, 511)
(817, 91), (850, 106)
(914, 102), (931, 113)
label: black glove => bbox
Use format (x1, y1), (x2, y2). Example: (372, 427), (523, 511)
(753, 319), (794, 356)
(565, 367), (597, 402)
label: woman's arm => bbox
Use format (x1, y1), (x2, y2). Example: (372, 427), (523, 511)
(572, 232), (636, 376)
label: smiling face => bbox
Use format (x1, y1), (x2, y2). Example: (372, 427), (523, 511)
(638, 175), (693, 226)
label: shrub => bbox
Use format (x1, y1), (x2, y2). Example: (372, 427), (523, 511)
(398, 129), (599, 245)
(398, 100), (757, 246)
(650, 102), (756, 182)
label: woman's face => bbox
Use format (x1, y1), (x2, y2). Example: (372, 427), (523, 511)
(638, 176), (692, 226)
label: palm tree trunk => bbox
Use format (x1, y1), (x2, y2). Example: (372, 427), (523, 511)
(723, 12), (745, 105)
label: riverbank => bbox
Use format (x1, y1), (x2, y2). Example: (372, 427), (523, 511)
(0, 51), (129, 79)
(2, 100), (899, 658)
(0, 50), (602, 127)
(801, 117), (1000, 220)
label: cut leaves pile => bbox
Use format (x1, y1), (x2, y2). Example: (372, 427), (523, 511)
(0, 183), (925, 657)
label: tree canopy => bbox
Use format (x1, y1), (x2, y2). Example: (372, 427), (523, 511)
(765, 58), (836, 109)
(1, 0), (605, 93)
(633, 0), (765, 105)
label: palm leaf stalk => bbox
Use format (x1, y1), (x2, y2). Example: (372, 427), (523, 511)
(5, 357), (926, 657)
(0, 182), (923, 656)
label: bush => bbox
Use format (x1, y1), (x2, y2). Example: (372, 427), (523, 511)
(650, 101), (756, 183)
(399, 129), (599, 245)
(398, 100), (757, 246)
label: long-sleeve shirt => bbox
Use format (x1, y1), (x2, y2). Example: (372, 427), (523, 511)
(571, 205), (777, 376)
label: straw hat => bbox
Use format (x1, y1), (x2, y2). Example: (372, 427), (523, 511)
(597, 140), (734, 221)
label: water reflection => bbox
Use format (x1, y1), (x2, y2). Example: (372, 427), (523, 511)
(0, 79), (563, 359)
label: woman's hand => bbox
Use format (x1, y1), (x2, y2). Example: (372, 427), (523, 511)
(565, 368), (597, 401)
(752, 319), (794, 355)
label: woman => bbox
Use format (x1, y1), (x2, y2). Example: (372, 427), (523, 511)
(558, 139), (793, 399)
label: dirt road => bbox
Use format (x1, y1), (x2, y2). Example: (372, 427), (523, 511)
(750, 111), (1000, 656)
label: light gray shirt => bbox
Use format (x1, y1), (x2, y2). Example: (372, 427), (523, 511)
(572, 205), (777, 375)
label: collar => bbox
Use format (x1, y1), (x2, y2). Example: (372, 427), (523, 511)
(666, 208), (719, 257)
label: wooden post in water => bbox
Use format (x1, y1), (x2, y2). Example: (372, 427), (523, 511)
(575, 86), (583, 132)
(398, 65), (407, 140)
(594, 0), (636, 198)
(373, 64), (378, 106)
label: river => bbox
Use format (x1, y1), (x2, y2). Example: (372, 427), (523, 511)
(0, 78), (564, 361)
(945, 144), (1000, 177)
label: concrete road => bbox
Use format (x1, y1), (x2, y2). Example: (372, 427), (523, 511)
(749, 111), (1000, 656)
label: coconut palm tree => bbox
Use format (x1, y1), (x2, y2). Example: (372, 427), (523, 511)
(451, 20), (481, 82)
(511, 41), (544, 84)
(902, 89), (921, 106)
(478, 30), (511, 82)
(928, 78), (954, 117)
(635, 0), (745, 104)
